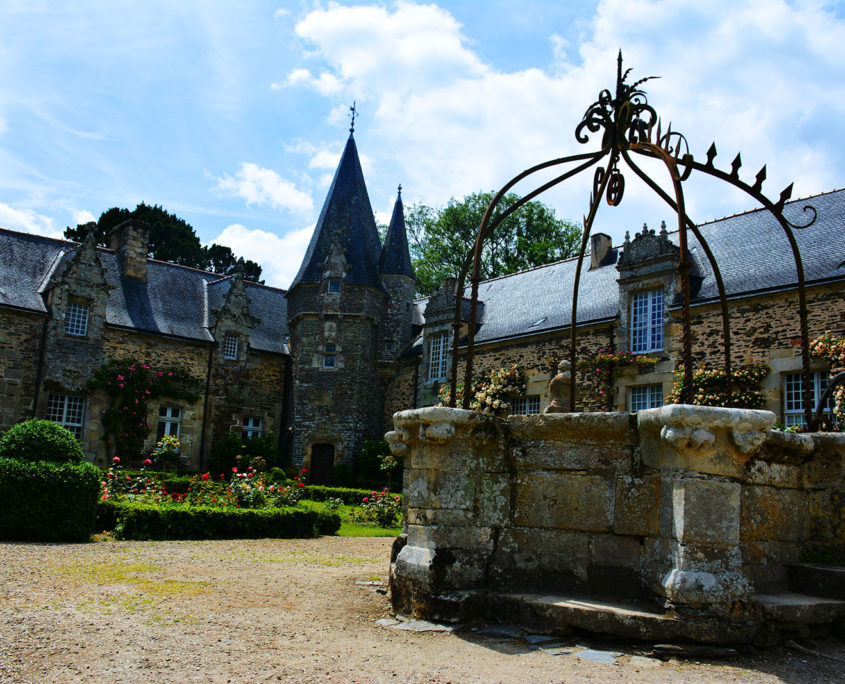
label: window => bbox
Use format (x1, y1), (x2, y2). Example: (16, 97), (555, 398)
(157, 406), (182, 440)
(64, 302), (89, 336)
(427, 331), (451, 381)
(223, 333), (238, 360)
(242, 416), (263, 439)
(46, 393), (85, 440)
(511, 395), (541, 415)
(630, 384), (664, 412)
(327, 278), (341, 293)
(631, 289), (664, 353)
(323, 343), (337, 369)
(783, 372), (834, 427)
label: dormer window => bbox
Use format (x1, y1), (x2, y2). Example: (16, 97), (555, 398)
(223, 333), (239, 360)
(327, 278), (341, 294)
(323, 343), (337, 368)
(631, 289), (664, 353)
(64, 302), (89, 336)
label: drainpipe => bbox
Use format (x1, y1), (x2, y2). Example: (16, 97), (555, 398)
(31, 315), (50, 418)
(412, 355), (420, 408)
(198, 343), (214, 471)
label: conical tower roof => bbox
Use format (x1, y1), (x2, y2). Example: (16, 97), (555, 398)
(289, 134), (384, 291)
(378, 187), (414, 279)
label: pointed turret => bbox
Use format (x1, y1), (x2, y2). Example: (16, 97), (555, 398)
(379, 186), (414, 278)
(289, 133), (383, 291)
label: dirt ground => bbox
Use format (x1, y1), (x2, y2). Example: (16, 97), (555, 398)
(1, 536), (843, 683)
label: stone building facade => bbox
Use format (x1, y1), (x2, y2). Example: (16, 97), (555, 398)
(0, 129), (843, 480)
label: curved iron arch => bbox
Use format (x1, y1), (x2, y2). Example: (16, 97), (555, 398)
(449, 52), (822, 429)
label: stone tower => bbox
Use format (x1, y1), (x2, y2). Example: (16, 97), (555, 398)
(285, 133), (414, 483)
(378, 187), (415, 361)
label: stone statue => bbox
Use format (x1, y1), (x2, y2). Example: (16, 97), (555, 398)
(544, 359), (572, 413)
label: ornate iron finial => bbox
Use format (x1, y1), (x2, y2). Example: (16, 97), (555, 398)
(397, 183), (402, 197)
(349, 101), (358, 134)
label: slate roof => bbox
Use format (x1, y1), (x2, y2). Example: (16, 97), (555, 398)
(379, 190), (414, 278)
(288, 134), (384, 291)
(409, 188), (845, 348)
(0, 228), (289, 354)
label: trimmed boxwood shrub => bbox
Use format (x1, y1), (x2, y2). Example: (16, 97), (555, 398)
(108, 502), (341, 541)
(0, 458), (100, 541)
(302, 485), (402, 505)
(0, 419), (84, 464)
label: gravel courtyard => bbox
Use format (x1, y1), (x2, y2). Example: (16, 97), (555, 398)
(1, 536), (843, 683)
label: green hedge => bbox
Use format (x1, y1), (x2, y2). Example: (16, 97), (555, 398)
(104, 502), (341, 540)
(302, 485), (401, 505)
(0, 458), (100, 542)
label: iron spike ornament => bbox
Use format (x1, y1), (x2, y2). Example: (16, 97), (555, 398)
(454, 53), (823, 428)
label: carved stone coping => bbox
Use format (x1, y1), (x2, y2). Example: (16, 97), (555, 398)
(638, 405), (776, 477)
(387, 407), (501, 455)
(507, 411), (634, 444)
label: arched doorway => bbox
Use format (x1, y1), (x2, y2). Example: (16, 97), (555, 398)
(309, 443), (335, 485)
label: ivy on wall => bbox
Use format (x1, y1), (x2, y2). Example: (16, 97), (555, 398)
(88, 360), (201, 461)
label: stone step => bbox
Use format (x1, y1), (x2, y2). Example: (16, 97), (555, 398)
(490, 592), (756, 644)
(754, 592), (845, 624)
(788, 564), (845, 600)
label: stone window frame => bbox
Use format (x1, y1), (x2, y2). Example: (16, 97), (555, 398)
(222, 332), (239, 360)
(157, 406), (182, 440)
(630, 288), (664, 353)
(511, 395), (541, 415)
(326, 278), (342, 294)
(64, 301), (90, 337)
(426, 330), (451, 382)
(242, 416), (263, 439)
(629, 384), (664, 412)
(783, 371), (833, 427)
(323, 343), (337, 369)
(46, 393), (85, 441)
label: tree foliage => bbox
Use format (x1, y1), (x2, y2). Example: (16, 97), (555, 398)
(65, 203), (263, 282)
(407, 191), (581, 297)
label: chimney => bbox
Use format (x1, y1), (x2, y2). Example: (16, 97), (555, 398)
(441, 277), (459, 296)
(590, 232), (612, 269)
(110, 219), (150, 281)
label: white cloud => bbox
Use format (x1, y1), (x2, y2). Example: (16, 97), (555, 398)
(72, 209), (96, 226)
(0, 202), (61, 238)
(211, 223), (314, 288)
(215, 163), (313, 213)
(288, 0), (845, 244)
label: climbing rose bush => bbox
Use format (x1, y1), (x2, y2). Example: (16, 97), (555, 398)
(437, 364), (526, 416)
(809, 330), (845, 426)
(667, 363), (770, 409)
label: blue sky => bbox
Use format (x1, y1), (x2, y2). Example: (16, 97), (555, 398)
(1, 0), (844, 287)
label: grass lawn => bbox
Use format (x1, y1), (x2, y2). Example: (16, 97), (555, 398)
(300, 500), (402, 538)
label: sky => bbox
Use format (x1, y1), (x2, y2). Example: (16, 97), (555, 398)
(1, 0), (844, 289)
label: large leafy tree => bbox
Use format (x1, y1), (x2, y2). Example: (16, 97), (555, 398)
(65, 203), (263, 282)
(407, 191), (581, 297)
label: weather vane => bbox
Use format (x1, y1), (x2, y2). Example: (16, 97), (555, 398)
(349, 101), (358, 134)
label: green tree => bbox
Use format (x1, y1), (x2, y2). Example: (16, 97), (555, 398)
(65, 203), (263, 282)
(407, 191), (581, 297)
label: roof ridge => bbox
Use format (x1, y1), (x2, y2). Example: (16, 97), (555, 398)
(695, 186), (845, 228)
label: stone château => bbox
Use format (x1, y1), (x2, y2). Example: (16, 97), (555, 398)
(0, 131), (843, 481)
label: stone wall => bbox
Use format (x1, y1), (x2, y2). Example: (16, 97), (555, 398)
(0, 308), (44, 431)
(387, 406), (845, 624)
